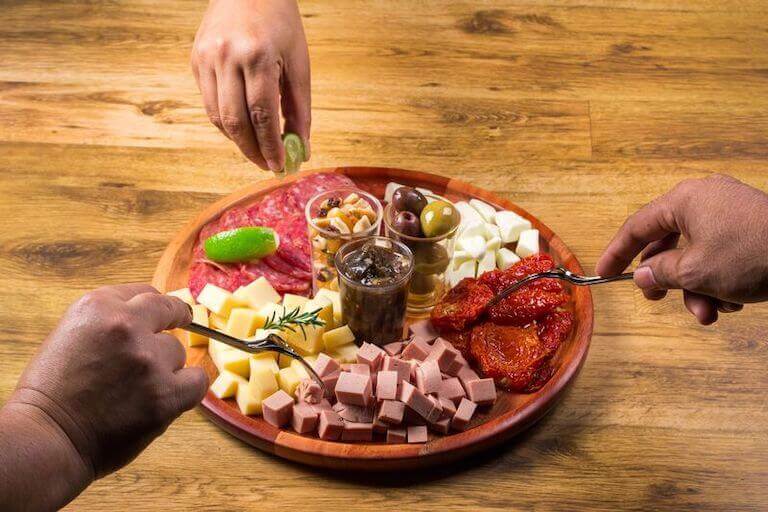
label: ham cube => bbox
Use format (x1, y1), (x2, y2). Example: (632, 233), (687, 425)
(376, 370), (399, 401)
(383, 341), (404, 356)
(383, 356), (411, 384)
(415, 360), (441, 395)
(312, 353), (341, 378)
(408, 319), (439, 341)
(318, 410), (344, 440)
(297, 379), (323, 404)
(438, 397), (457, 420)
(343, 363), (371, 375)
(342, 422), (373, 442)
(457, 366), (480, 390)
(451, 398), (477, 431)
(310, 399), (333, 414)
(377, 400), (405, 425)
(335, 372), (373, 406)
(357, 342), (386, 370)
(425, 338), (458, 372)
(437, 377), (466, 405)
(407, 425), (428, 443)
(401, 338), (431, 361)
(291, 403), (319, 434)
(386, 428), (407, 444)
(466, 378), (496, 406)
(321, 370), (340, 396)
(262, 390), (294, 428)
(336, 403), (374, 423)
(399, 381), (438, 421)
(429, 417), (451, 435)
(403, 405), (427, 426)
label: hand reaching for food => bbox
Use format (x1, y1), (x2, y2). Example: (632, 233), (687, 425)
(191, 0), (311, 172)
(0, 285), (206, 511)
(596, 174), (768, 324)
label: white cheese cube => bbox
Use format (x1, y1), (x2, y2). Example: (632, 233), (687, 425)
(516, 229), (540, 258)
(187, 304), (210, 347)
(457, 235), (486, 259)
(167, 288), (195, 306)
(385, 182), (406, 203)
(322, 324), (355, 350)
(451, 250), (474, 270)
(197, 284), (238, 317)
(495, 211), (532, 244)
(496, 247), (521, 270)
(210, 370), (246, 399)
(477, 250), (496, 276)
(457, 219), (486, 239)
(483, 222), (501, 241)
(454, 201), (484, 226)
(448, 259), (477, 287)
(485, 236), (502, 252)
(469, 199), (497, 223)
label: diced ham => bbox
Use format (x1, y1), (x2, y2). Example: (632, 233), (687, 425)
(437, 377), (466, 405)
(262, 390), (294, 428)
(407, 425), (428, 443)
(335, 372), (373, 407)
(357, 342), (386, 371)
(377, 400), (405, 425)
(465, 378), (496, 406)
(342, 422), (374, 442)
(415, 360), (441, 395)
(318, 410), (344, 441)
(375, 370), (399, 401)
(386, 428), (407, 444)
(291, 403), (319, 434)
(451, 398), (477, 431)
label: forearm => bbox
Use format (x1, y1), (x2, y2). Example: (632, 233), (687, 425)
(0, 401), (93, 512)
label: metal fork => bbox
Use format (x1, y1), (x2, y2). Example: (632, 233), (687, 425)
(181, 322), (326, 390)
(485, 267), (634, 308)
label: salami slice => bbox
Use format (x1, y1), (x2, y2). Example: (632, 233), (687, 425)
(273, 212), (312, 272)
(253, 188), (301, 223)
(263, 254), (312, 281)
(287, 173), (355, 209)
(189, 262), (250, 297)
(240, 261), (310, 295)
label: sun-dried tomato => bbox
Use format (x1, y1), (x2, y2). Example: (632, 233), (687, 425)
(470, 322), (554, 393)
(487, 287), (569, 326)
(537, 310), (574, 356)
(479, 253), (558, 293)
(430, 278), (493, 332)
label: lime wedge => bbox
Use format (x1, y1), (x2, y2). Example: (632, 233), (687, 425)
(204, 227), (280, 263)
(282, 132), (306, 173)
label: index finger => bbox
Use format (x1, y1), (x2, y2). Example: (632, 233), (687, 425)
(595, 193), (681, 277)
(93, 283), (159, 301)
(126, 293), (192, 333)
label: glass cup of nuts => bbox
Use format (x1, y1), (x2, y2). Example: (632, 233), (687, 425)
(305, 188), (383, 294)
(383, 186), (461, 314)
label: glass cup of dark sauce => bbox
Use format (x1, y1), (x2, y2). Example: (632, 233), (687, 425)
(334, 236), (414, 346)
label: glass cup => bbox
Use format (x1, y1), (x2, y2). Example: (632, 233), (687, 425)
(334, 236), (414, 346)
(383, 194), (460, 314)
(305, 188), (383, 294)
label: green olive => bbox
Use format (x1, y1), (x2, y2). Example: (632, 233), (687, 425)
(420, 200), (459, 238)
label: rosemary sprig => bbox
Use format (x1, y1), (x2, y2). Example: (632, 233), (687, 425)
(262, 306), (324, 338)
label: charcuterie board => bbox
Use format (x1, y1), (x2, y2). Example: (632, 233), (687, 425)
(152, 167), (593, 470)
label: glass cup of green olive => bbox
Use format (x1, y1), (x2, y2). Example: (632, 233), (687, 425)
(383, 192), (461, 315)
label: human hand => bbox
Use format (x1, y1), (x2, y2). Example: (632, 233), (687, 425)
(596, 174), (768, 324)
(10, 284), (207, 478)
(191, 0), (311, 171)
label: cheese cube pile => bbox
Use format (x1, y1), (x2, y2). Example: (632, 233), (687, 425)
(447, 198), (540, 285)
(166, 276), (359, 417)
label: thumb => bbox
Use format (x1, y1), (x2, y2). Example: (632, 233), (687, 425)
(634, 248), (688, 291)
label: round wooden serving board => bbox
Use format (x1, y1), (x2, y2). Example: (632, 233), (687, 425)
(152, 167), (594, 471)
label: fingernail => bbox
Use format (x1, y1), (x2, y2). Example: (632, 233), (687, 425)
(304, 139), (311, 161)
(267, 159), (280, 172)
(719, 302), (743, 313)
(634, 266), (658, 289)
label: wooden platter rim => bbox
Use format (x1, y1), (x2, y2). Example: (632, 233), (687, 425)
(152, 166), (594, 470)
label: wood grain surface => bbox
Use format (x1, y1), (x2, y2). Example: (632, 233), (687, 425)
(0, 0), (766, 510)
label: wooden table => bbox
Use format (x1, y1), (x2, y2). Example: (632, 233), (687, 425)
(1, 1), (766, 510)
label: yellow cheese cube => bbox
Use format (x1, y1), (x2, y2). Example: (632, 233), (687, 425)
(210, 370), (246, 399)
(304, 296), (334, 329)
(315, 288), (342, 325)
(187, 304), (210, 347)
(278, 353), (293, 368)
(225, 308), (265, 339)
(323, 325), (355, 350)
(285, 323), (325, 354)
(328, 342), (358, 363)
(236, 382), (263, 416)
(248, 365), (279, 401)
(250, 354), (279, 376)
(289, 359), (311, 380)
(233, 277), (281, 310)
(277, 367), (302, 396)
(208, 340), (233, 368)
(282, 293), (309, 312)
(167, 287), (195, 306)
(258, 302), (287, 327)
(209, 313), (228, 330)
(197, 284), (238, 317)
(218, 349), (252, 378)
